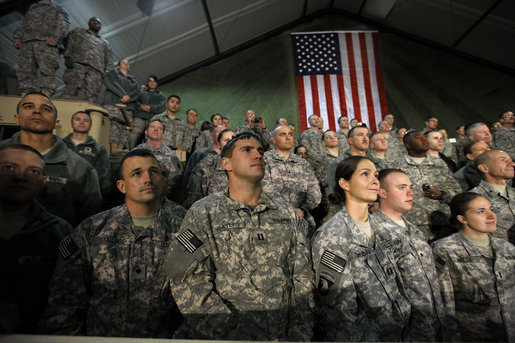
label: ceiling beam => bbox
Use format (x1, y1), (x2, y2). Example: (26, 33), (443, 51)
(451, 0), (503, 48)
(358, 0), (367, 16)
(201, 0), (220, 55)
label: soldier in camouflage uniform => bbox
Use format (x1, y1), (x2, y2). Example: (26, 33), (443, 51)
(261, 125), (321, 233)
(312, 157), (413, 341)
(391, 130), (461, 241)
(470, 150), (515, 243)
(62, 17), (113, 103)
(374, 169), (457, 341)
(183, 109), (201, 153)
(150, 95), (188, 151)
(164, 133), (315, 340)
(300, 114), (324, 157)
(336, 115), (350, 152)
(386, 127), (408, 162)
(367, 132), (390, 171)
(40, 150), (185, 337)
(13, 0), (69, 96)
(494, 111), (515, 160)
(185, 129), (234, 208)
(432, 192), (515, 342)
(195, 113), (222, 150)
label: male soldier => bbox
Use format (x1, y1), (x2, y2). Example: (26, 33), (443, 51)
(222, 116), (230, 129)
(234, 109), (256, 132)
(0, 144), (72, 333)
(466, 122), (494, 147)
(236, 111), (271, 151)
(103, 59), (140, 152)
(0, 92), (101, 226)
(40, 149), (185, 337)
(335, 115), (350, 152)
(63, 111), (111, 197)
(13, 0), (69, 96)
(275, 117), (288, 127)
(313, 130), (340, 199)
(390, 130), (461, 241)
(185, 129), (235, 208)
(494, 111), (515, 160)
(454, 139), (490, 191)
(262, 125), (321, 233)
(151, 95), (187, 151)
(300, 114), (324, 157)
(422, 116), (439, 134)
(165, 133), (315, 340)
(62, 17), (113, 103)
(471, 150), (515, 243)
(373, 169), (454, 341)
(183, 108), (201, 154)
(133, 119), (183, 200)
(367, 132), (389, 170)
(385, 113), (397, 132)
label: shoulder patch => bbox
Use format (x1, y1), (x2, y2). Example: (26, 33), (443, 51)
(58, 235), (78, 260)
(321, 250), (346, 274)
(176, 229), (203, 253)
(433, 252), (446, 270)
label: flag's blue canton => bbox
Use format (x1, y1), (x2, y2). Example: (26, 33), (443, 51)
(293, 33), (342, 76)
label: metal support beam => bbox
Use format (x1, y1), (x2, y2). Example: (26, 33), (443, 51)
(358, 0), (368, 16)
(451, 0), (503, 48)
(301, 0), (308, 18)
(201, 0), (220, 55)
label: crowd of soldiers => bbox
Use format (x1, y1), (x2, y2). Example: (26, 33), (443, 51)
(1, 0), (515, 341)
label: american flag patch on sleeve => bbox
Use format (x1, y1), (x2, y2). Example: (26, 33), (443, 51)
(58, 235), (79, 260)
(176, 229), (203, 253)
(433, 252), (446, 270)
(321, 250), (346, 274)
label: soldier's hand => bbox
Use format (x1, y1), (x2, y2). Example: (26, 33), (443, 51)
(141, 105), (151, 112)
(47, 38), (57, 46)
(14, 41), (22, 49)
(422, 186), (444, 200)
(295, 208), (305, 218)
(121, 95), (131, 103)
(175, 145), (185, 151)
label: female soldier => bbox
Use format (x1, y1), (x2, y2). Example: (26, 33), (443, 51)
(195, 113), (223, 150)
(311, 156), (412, 341)
(432, 192), (515, 342)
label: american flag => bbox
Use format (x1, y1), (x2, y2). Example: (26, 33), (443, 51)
(291, 31), (388, 133)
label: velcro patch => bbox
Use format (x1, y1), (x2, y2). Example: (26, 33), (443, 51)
(46, 175), (67, 184)
(177, 229), (202, 253)
(433, 252), (446, 270)
(321, 250), (346, 274)
(58, 235), (79, 260)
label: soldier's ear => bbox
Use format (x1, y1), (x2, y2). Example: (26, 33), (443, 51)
(221, 156), (232, 172)
(338, 178), (349, 192)
(477, 163), (488, 174)
(54, 119), (60, 129)
(14, 114), (19, 125)
(378, 188), (387, 199)
(116, 180), (126, 194)
(457, 215), (467, 226)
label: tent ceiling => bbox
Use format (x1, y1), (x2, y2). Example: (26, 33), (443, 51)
(0, 0), (513, 85)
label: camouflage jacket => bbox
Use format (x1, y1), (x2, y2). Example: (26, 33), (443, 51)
(366, 151), (389, 171)
(336, 129), (350, 152)
(40, 203), (185, 337)
(470, 180), (515, 244)
(13, 1), (69, 46)
(494, 126), (515, 160)
(386, 137), (407, 162)
(164, 191), (315, 340)
(150, 112), (188, 148)
(261, 150), (321, 212)
(134, 89), (166, 120)
(183, 126), (201, 153)
(432, 232), (515, 342)
(390, 154), (462, 239)
(311, 206), (412, 341)
(194, 129), (212, 150)
(300, 128), (324, 157)
(64, 28), (113, 73)
(185, 154), (227, 208)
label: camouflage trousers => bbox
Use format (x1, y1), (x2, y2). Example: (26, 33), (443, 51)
(62, 63), (102, 103)
(129, 117), (147, 149)
(17, 40), (60, 95)
(104, 105), (133, 146)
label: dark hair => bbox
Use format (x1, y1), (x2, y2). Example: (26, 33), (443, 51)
(71, 111), (90, 122)
(166, 95), (180, 103)
(117, 58), (129, 67)
(186, 109), (198, 115)
(462, 138), (482, 156)
(118, 149), (158, 180)
(423, 129), (440, 137)
(294, 145), (307, 154)
(456, 124), (465, 131)
(210, 113), (222, 123)
(0, 144), (44, 162)
(378, 168), (407, 184)
(348, 125), (368, 138)
(146, 118), (164, 132)
(337, 115), (348, 124)
(200, 121), (212, 131)
(217, 129), (234, 143)
(321, 129), (335, 141)
(329, 156), (368, 204)
(449, 192), (484, 230)
(403, 129), (419, 146)
(222, 116), (229, 121)
(16, 92), (57, 118)
(221, 132), (260, 159)
(147, 75), (158, 83)
(425, 116), (438, 122)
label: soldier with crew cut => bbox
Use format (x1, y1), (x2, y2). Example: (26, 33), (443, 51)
(165, 132), (315, 340)
(300, 114), (324, 157)
(13, 0), (70, 96)
(494, 111), (515, 160)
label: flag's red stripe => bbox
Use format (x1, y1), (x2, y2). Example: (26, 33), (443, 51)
(296, 76), (308, 132)
(359, 33), (376, 132)
(324, 75), (336, 131)
(310, 75), (320, 117)
(372, 32), (388, 118)
(336, 74), (346, 116)
(345, 34), (361, 122)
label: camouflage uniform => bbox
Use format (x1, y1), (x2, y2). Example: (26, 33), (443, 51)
(62, 28), (113, 102)
(133, 142), (183, 196)
(385, 137), (407, 162)
(183, 126), (201, 153)
(470, 180), (515, 244)
(372, 210), (454, 341)
(336, 129), (350, 152)
(13, 1), (69, 95)
(164, 191), (315, 340)
(261, 149), (321, 231)
(0, 200), (72, 333)
(366, 151), (389, 171)
(185, 154), (227, 208)
(130, 89), (166, 148)
(193, 129), (212, 150)
(494, 126), (515, 160)
(0, 133), (102, 226)
(180, 147), (217, 203)
(390, 154), (462, 241)
(40, 203), (185, 337)
(63, 134), (111, 197)
(300, 128), (324, 157)
(311, 206), (412, 341)
(103, 68), (139, 145)
(235, 125), (272, 151)
(150, 112), (188, 149)
(326, 150), (354, 195)
(432, 232), (515, 342)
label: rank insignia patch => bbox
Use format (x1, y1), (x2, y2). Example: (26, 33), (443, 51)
(177, 229), (202, 253)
